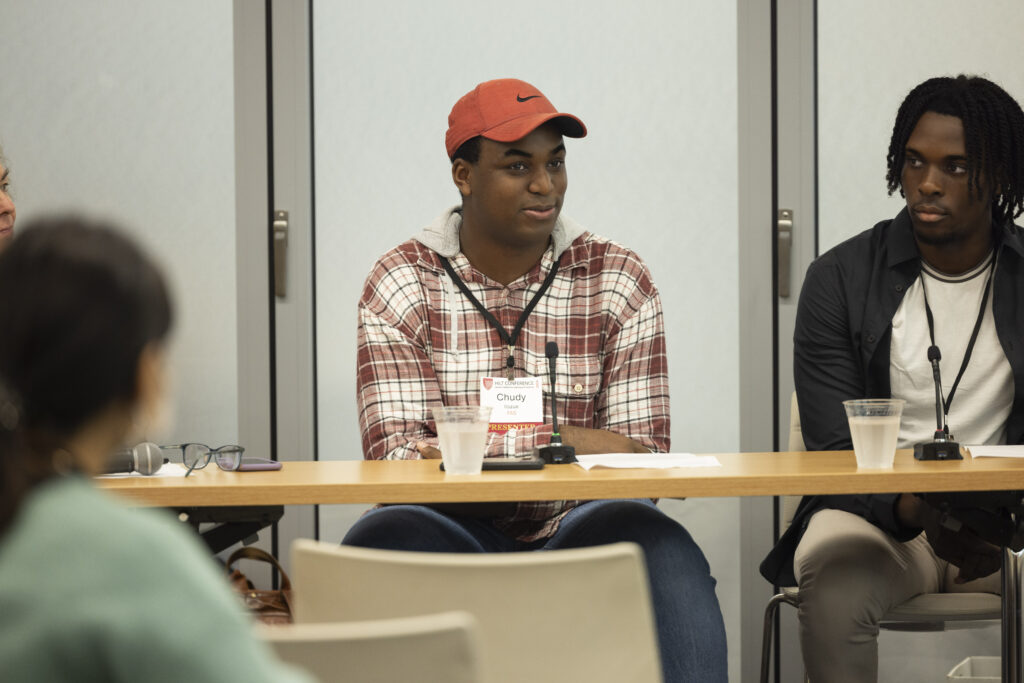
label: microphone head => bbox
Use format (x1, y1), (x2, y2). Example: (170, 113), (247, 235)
(133, 442), (165, 475)
(545, 342), (559, 359)
(927, 345), (941, 362)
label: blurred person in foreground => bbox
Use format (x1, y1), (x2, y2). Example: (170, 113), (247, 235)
(0, 217), (310, 682)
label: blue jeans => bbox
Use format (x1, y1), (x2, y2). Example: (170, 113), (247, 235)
(342, 499), (727, 683)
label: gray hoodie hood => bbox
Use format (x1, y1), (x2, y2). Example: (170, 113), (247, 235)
(413, 206), (586, 259)
(412, 206), (586, 357)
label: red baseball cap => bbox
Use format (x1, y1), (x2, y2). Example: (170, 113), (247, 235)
(445, 78), (587, 159)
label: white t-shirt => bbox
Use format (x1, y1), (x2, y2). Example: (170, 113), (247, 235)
(890, 251), (1013, 448)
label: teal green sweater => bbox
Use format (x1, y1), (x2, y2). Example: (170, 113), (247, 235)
(0, 476), (311, 682)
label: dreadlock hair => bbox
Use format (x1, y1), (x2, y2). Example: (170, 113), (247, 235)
(886, 75), (1024, 225)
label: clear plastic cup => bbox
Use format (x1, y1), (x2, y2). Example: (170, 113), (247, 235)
(842, 399), (905, 469)
(431, 406), (492, 475)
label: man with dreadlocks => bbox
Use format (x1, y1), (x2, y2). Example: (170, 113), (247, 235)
(761, 75), (1024, 682)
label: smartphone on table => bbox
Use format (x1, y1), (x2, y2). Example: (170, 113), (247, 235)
(440, 457), (544, 471)
(237, 458), (282, 472)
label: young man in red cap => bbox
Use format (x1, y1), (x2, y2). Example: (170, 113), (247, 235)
(344, 78), (727, 682)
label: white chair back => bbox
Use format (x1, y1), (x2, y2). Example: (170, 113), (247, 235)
(291, 539), (662, 683)
(257, 611), (482, 683)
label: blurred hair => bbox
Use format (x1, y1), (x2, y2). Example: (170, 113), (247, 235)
(886, 75), (1024, 225)
(0, 216), (172, 532)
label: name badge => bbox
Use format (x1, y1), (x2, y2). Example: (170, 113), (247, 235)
(480, 377), (543, 434)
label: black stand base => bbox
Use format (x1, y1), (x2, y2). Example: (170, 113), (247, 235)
(914, 441), (963, 461)
(534, 444), (577, 464)
(176, 505), (284, 554)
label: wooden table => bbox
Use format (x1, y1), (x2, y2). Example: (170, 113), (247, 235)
(98, 448), (1024, 682)
(98, 449), (1024, 508)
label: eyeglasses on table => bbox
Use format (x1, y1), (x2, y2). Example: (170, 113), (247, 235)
(159, 443), (245, 477)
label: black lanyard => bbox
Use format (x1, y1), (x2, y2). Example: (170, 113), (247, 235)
(439, 253), (562, 380)
(921, 262), (994, 418)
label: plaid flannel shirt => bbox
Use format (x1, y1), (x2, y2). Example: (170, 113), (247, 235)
(357, 213), (670, 541)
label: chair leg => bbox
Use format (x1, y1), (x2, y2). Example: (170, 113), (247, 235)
(761, 593), (789, 683)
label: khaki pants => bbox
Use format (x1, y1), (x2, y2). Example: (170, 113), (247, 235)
(793, 509), (1000, 683)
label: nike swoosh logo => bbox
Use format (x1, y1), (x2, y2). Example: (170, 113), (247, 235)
(516, 94), (540, 102)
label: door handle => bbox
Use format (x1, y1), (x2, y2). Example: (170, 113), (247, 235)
(777, 209), (793, 299)
(273, 210), (288, 298)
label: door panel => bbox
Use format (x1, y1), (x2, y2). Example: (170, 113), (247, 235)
(1, 1), (246, 449)
(771, 1), (1024, 680)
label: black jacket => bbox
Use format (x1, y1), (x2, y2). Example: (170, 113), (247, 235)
(760, 208), (1024, 586)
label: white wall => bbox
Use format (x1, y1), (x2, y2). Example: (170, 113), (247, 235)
(312, 0), (741, 677)
(0, 1), (239, 446)
(816, 1), (1024, 678)
(818, 0), (1024, 253)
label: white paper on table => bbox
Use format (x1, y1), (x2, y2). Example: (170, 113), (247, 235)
(573, 453), (722, 470)
(95, 462), (189, 478)
(965, 445), (1024, 458)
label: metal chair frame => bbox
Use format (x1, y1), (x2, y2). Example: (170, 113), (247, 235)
(760, 393), (1001, 682)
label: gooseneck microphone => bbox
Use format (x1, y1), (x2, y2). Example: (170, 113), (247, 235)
(547, 343), (563, 444)
(914, 345), (962, 461)
(102, 441), (168, 475)
(534, 342), (577, 464)
(928, 346), (946, 440)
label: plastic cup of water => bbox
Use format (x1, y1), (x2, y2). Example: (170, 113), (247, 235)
(842, 399), (905, 469)
(431, 406), (492, 475)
